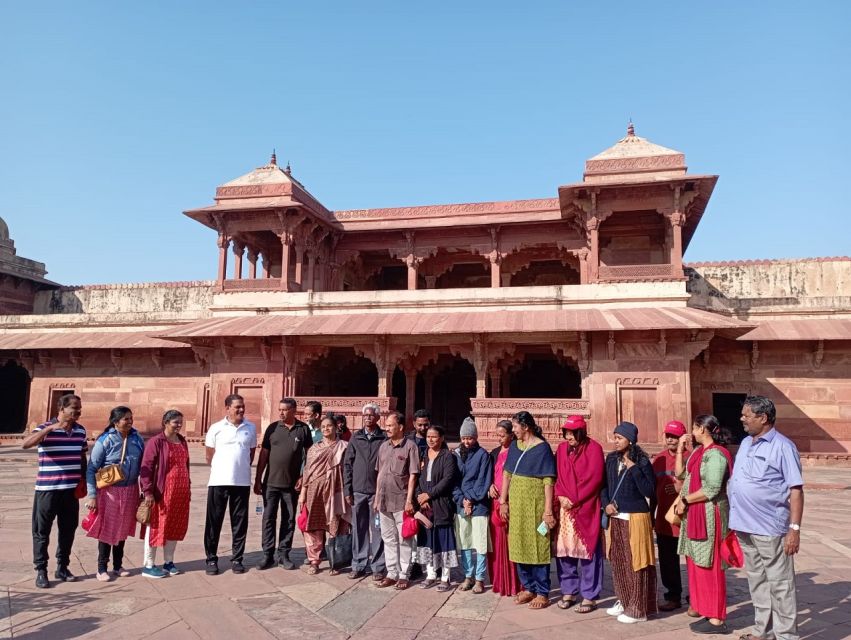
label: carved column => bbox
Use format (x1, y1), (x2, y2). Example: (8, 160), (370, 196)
(282, 339), (298, 397)
(489, 253), (501, 288)
(405, 255), (420, 290)
(489, 364), (502, 398)
(575, 248), (590, 284)
(306, 245), (317, 292)
(472, 334), (488, 399)
(424, 275), (437, 289)
(316, 255), (326, 293)
(246, 248), (258, 279)
(294, 244), (305, 290)
(232, 241), (245, 280)
(280, 232), (292, 289)
(216, 234), (230, 284)
(403, 365), (417, 426)
(586, 218), (599, 282)
(423, 370), (434, 411)
(669, 210), (685, 276)
(374, 337), (391, 397)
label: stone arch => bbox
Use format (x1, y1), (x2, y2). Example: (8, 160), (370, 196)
(0, 359), (30, 432)
(505, 350), (582, 399)
(598, 210), (669, 267)
(296, 347), (378, 396)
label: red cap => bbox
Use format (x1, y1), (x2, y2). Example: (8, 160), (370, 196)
(664, 420), (687, 437)
(562, 415), (587, 431)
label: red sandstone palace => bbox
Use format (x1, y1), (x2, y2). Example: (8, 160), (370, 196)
(1, 126), (849, 458)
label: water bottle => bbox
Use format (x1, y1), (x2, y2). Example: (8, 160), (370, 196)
(255, 497), (263, 516)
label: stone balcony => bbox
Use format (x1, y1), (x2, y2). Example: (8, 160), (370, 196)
(598, 263), (685, 281)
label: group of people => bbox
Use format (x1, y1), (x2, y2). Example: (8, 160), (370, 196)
(25, 393), (804, 640)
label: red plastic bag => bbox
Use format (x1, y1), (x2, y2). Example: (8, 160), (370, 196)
(297, 505), (308, 532)
(73, 476), (87, 500)
(81, 509), (97, 532)
(719, 530), (744, 568)
(401, 512), (419, 538)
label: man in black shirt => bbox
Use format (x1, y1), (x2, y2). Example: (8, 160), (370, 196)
(254, 398), (312, 570)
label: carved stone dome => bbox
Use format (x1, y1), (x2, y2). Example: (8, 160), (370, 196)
(0, 216), (9, 242)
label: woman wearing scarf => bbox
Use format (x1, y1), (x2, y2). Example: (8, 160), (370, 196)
(486, 420), (521, 596)
(453, 417), (492, 594)
(498, 411), (557, 610)
(673, 414), (733, 635)
(85, 406), (145, 582)
(602, 421), (657, 624)
(298, 415), (351, 575)
(415, 425), (459, 592)
(140, 409), (191, 579)
(554, 415), (605, 613)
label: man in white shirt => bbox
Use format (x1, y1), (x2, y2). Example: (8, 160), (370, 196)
(204, 394), (257, 575)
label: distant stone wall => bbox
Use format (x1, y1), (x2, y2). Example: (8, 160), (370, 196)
(686, 258), (851, 317)
(32, 281), (215, 315)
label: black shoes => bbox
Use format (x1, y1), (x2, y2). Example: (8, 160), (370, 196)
(256, 555), (276, 571)
(205, 561), (219, 575)
(232, 561), (246, 574)
(55, 566), (76, 582)
(279, 552), (295, 570)
(689, 618), (730, 635)
(35, 570), (49, 589)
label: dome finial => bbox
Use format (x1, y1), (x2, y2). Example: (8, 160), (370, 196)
(627, 119), (635, 137)
(270, 149), (277, 166)
(284, 160), (292, 176)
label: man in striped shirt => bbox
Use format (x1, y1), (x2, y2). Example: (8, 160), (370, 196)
(22, 394), (88, 589)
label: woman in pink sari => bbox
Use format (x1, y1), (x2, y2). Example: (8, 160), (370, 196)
(486, 420), (521, 596)
(298, 415), (351, 575)
(554, 415), (605, 613)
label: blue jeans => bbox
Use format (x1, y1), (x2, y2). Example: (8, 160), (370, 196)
(460, 548), (488, 580)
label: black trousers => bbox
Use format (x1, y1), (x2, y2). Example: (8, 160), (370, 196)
(204, 485), (250, 563)
(97, 540), (126, 572)
(261, 485), (297, 559)
(657, 533), (684, 601)
(32, 489), (78, 571)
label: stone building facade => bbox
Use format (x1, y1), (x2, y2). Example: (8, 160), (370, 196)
(0, 128), (848, 460)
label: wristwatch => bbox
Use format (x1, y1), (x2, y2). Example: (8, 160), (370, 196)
(681, 496), (689, 506)
(789, 523), (801, 531)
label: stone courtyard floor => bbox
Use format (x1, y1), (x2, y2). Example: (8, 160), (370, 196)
(1, 445), (850, 640)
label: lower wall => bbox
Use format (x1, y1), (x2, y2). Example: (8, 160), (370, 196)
(691, 338), (851, 453)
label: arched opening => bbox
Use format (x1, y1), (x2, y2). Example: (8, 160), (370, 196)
(511, 260), (580, 286)
(508, 353), (581, 398)
(427, 354), (475, 438)
(366, 265), (407, 291)
(297, 347), (378, 396)
(599, 210), (668, 267)
(436, 262), (490, 289)
(0, 359), (30, 433)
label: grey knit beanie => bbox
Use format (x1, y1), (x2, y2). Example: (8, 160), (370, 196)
(459, 417), (478, 438)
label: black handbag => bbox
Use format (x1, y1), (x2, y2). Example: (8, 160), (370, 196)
(327, 533), (353, 570)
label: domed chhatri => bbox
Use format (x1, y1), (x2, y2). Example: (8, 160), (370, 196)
(0, 215), (10, 242)
(583, 122), (687, 184)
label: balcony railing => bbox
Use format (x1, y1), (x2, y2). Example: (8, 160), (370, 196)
(598, 264), (683, 281)
(221, 278), (300, 292)
(471, 397), (590, 444)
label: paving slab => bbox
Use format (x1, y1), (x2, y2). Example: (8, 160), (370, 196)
(315, 582), (396, 633)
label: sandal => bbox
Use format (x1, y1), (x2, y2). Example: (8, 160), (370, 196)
(472, 580), (485, 594)
(458, 578), (474, 591)
(575, 601), (597, 614)
(328, 568), (340, 576)
(420, 579), (436, 589)
(306, 564), (320, 575)
(557, 597), (576, 610)
(528, 595), (549, 609)
(436, 581), (452, 592)
(514, 591), (535, 605)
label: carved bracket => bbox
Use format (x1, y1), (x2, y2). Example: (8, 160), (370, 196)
(191, 344), (213, 369)
(69, 350), (82, 370)
(151, 349), (164, 371)
(750, 341), (759, 370)
(813, 339), (824, 369)
(110, 349), (123, 371)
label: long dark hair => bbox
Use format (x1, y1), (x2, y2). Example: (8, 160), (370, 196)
(105, 406), (132, 433)
(512, 411), (545, 441)
(694, 414), (729, 446)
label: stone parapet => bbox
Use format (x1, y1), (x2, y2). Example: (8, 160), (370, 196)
(31, 281), (215, 316)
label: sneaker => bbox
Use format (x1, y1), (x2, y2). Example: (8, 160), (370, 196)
(35, 570), (49, 589)
(96, 571), (113, 582)
(617, 613), (647, 624)
(55, 566), (76, 582)
(256, 555), (276, 571)
(232, 561), (246, 574)
(205, 561), (219, 576)
(606, 600), (624, 616)
(162, 562), (181, 576)
(142, 566), (168, 579)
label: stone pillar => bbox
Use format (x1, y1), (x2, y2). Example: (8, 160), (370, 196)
(247, 248), (258, 279)
(489, 254), (501, 288)
(473, 334), (487, 399)
(294, 245), (305, 290)
(404, 367), (416, 426)
(232, 241), (244, 280)
(316, 257), (326, 293)
(587, 219), (600, 282)
(280, 233), (292, 289)
(489, 365), (501, 398)
(216, 234), (230, 284)
(406, 256), (419, 290)
(423, 371), (434, 411)
(670, 211), (684, 275)
(500, 273), (511, 287)
(424, 275), (437, 289)
(576, 248), (590, 284)
(306, 249), (317, 293)
(261, 251), (271, 279)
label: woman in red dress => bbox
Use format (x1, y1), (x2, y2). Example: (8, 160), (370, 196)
(486, 420), (521, 596)
(140, 410), (191, 578)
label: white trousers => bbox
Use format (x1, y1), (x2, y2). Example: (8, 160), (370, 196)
(379, 510), (414, 580)
(143, 527), (178, 569)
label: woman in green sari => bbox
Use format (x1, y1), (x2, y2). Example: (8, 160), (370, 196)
(498, 411), (556, 609)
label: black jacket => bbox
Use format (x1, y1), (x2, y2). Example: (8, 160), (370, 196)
(417, 447), (459, 526)
(343, 428), (387, 497)
(601, 450), (655, 514)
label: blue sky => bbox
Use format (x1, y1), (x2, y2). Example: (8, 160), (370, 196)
(1, 2), (848, 285)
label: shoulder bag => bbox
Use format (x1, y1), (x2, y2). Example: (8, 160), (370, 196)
(601, 465), (628, 530)
(95, 434), (128, 489)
